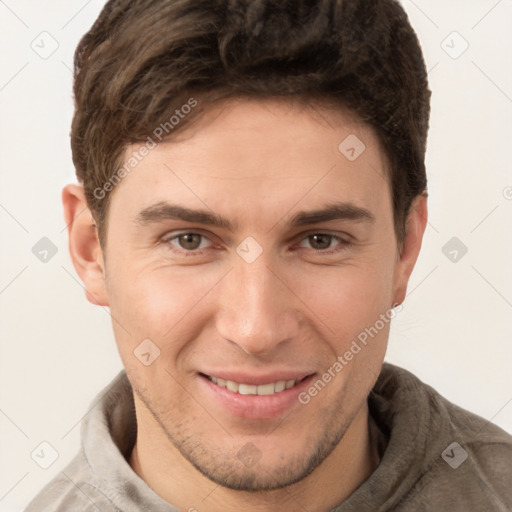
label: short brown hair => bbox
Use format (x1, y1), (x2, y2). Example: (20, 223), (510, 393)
(71, 0), (430, 247)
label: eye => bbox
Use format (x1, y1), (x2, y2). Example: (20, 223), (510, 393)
(165, 232), (212, 252)
(161, 231), (352, 258)
(298, 233), (351, 253)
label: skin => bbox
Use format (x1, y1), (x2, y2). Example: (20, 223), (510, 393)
(63, 97), (427, 512)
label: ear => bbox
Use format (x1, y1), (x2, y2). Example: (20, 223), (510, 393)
(62, 184), (109, 306)
(392, 193), (428, 307)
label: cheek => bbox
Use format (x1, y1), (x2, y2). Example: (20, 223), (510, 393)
(306, 264), (393, 382)
(106, 267), (216, 400)
(106, 263), (219, 350)
(297, 259), (395, 351)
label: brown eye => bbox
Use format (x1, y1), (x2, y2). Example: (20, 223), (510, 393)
(308, 234), (334, 250)
(297, 232), (351, 255)
(164, 232), (212, 253)
(177, 233), (203, 250)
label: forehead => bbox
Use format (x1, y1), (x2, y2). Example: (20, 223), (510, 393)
(108, 97), (391, 225)
(160, 96), (383, 169)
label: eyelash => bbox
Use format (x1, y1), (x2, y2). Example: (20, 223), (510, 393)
(161, 231), (352, 257)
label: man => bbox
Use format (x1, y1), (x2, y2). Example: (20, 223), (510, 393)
(26, 0), (512, 511)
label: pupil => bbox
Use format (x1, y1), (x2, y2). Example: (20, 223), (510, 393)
(180, 233), (201, 250)
(311, 234), (331, 250)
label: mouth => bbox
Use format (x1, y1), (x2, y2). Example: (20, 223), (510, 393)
(198, 372), (317, 419)
(200, 373), (312, 396)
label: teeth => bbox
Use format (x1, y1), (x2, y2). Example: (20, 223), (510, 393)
(239, 384), (258, 395)
(256, 383), (276, 395)
(226, 380), (239, 393)
(208, 376), (298, 395)
(274, 381), (286, 392)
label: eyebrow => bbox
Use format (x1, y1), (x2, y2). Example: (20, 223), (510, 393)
(135, 201), (375, 231)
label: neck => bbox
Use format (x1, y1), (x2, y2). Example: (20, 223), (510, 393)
(129, 401), (380, 512)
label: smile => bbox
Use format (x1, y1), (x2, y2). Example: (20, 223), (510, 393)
(205, 374), (306, 395)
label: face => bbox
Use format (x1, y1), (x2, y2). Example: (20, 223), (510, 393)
(71, 98), (424, 491)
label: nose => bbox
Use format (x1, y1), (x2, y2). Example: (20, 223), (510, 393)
(215, 256), (301, 356)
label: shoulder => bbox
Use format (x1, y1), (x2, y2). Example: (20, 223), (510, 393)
(416, 403), (512, 511)
(378, 363), (512, 510)
(436, 387), (512, 503)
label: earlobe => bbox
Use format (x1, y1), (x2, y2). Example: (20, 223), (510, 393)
(62, 184), (109, 306)
(392, 193), (428, 307)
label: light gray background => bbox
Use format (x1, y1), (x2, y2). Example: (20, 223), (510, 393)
(1, 1), (511, 510)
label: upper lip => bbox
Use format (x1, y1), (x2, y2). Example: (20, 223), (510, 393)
(199, 370), (315, 386)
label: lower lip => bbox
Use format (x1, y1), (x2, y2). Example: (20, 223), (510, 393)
(199, 374), (316, 419)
